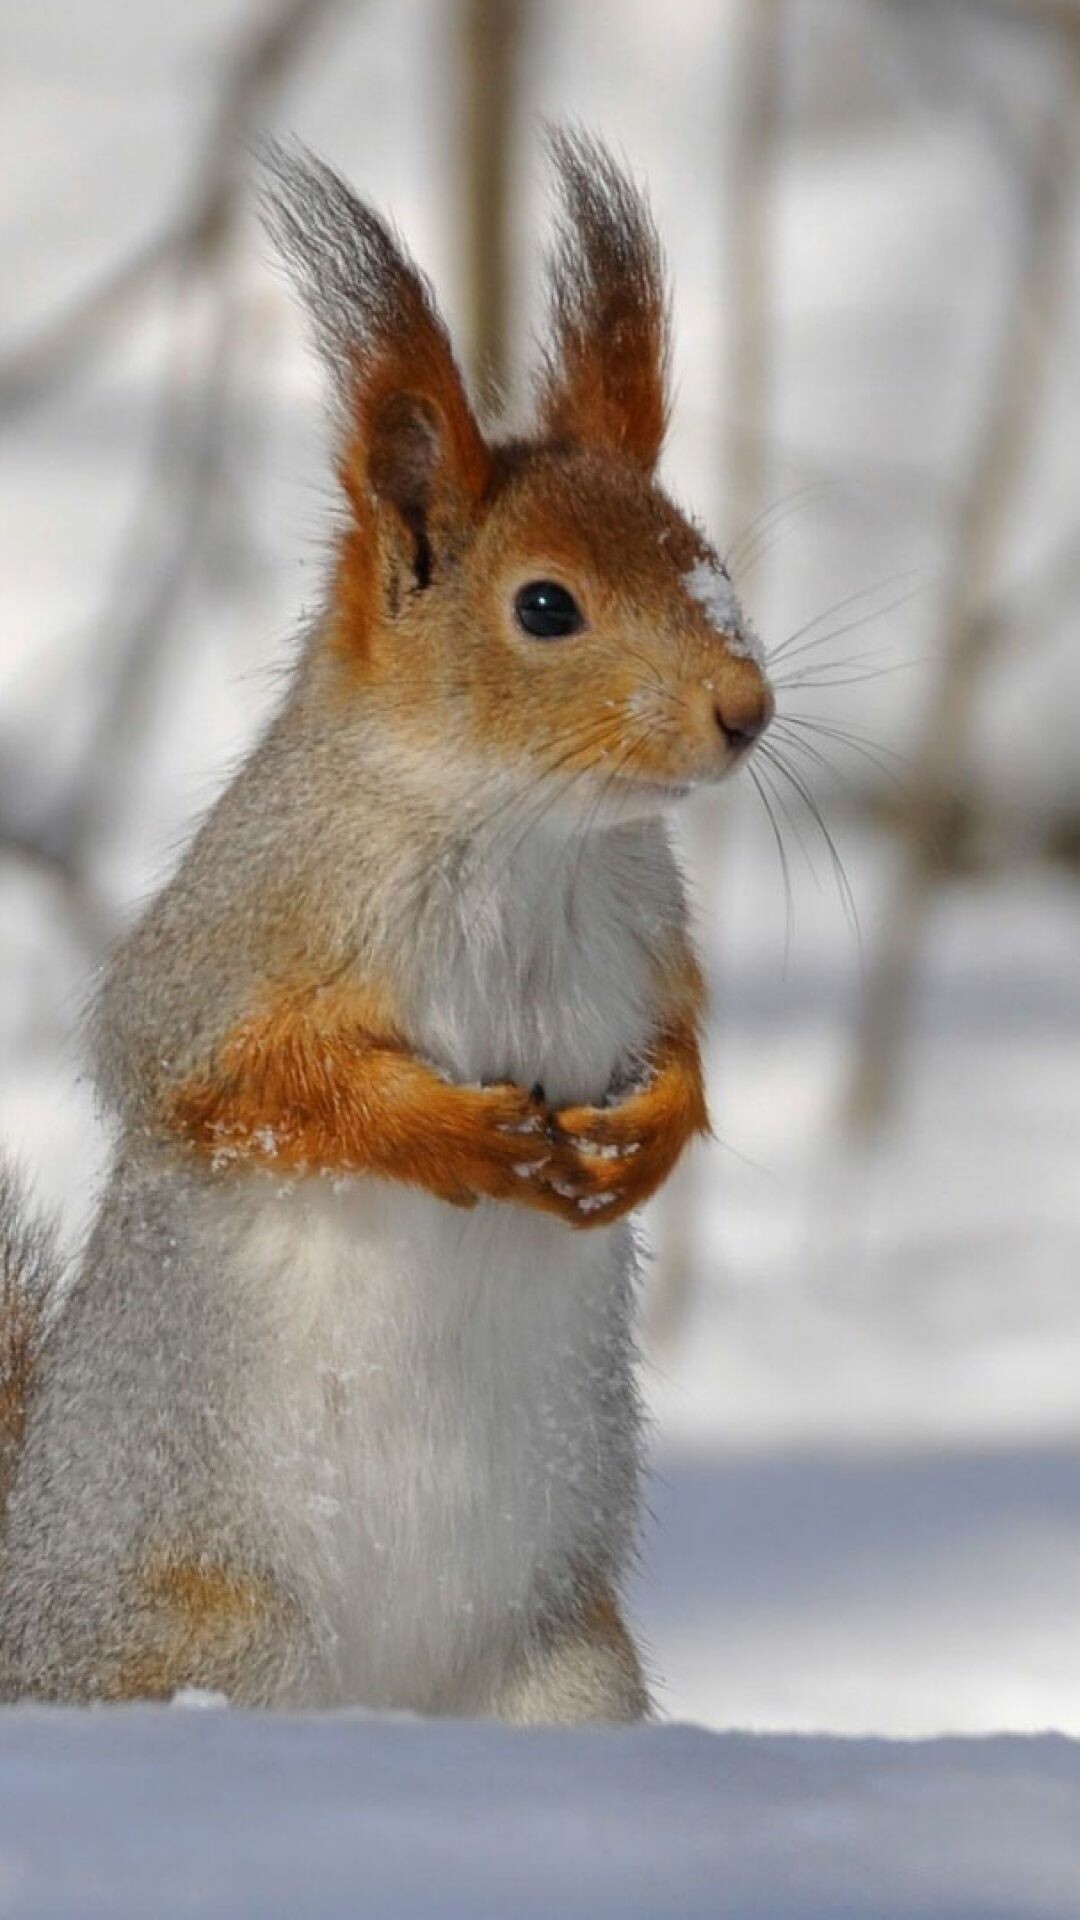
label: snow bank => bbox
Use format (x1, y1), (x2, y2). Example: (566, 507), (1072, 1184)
(0, 1711), (1078, 1918)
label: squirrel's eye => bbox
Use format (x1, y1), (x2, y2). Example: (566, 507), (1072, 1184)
(513, 580), (584, 640)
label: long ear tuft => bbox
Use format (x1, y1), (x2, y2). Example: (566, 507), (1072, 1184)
(537, 128), (671, 471)
(260, 142), (491, 531)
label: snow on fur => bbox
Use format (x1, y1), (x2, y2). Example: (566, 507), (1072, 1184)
(682, 560), (767, 669)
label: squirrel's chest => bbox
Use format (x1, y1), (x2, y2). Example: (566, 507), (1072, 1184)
(402, 837), (665, 1106)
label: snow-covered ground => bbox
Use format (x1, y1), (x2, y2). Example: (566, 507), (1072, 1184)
(2, 1710), (1080, 1919)
(3, 0), (1080, 1909)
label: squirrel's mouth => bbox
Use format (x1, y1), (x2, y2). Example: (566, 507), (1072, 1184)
(640, 778), (694, 799)
(608, 773), (694, 804)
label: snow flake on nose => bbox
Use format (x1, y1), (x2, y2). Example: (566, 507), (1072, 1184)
(682, 560), (767, 671)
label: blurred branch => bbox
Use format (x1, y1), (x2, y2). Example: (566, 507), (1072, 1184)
(61, 275), (241, 878)
(897, 0), (1080, 31)
(0, 235), (179, 417)
(964, 527), (1080, 661)
(459, 0), (528, 404)
(0, 830), (109, 950)
(0, 0), (343, 944)
(849, 529), (1080, 857)
(0, 0), (340, 415)
(964, 0), (1080, 26)
(845, 34), (1080, 1133)
(727, 0), (785, 541)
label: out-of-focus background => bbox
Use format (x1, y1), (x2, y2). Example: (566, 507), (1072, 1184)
(1, 0), (1078, 1736)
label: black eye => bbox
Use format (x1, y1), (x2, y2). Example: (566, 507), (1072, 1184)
(513, 580), (584, 640)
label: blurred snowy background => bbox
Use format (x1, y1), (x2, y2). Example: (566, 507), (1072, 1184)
(2, 0), (1078, 1739)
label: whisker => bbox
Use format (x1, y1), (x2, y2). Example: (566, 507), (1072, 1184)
(564, 721), (670, 904)
(748, 762), (794, 967)
(725, 481), (826, 574)
(774, 712), (906, 781)
(477, 751), (610, 897)
(767, 724), (884, 814)
(772, 724), (913, 813)
(732, 504), (819, 580)
(620, 641), (667, 692)
(459, 715), (633, 898)
(773, 659), (923, 694)
(768, 723), (848, 787)
(757, 741), (862, 948)
(767, 570), (923, 665)
(768, 581), (927, 672)
(755, 751), (822, 892)
(478, 707), (670, 917)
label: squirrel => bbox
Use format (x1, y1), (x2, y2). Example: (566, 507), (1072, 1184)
(0, 132), (772, 1722)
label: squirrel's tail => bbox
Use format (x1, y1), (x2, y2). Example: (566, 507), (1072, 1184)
(0, 1166), (60, 1534)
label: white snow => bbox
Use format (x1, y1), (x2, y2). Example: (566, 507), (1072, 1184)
(0, 1711), (1078, 1919)
(682, 560), (768, 670)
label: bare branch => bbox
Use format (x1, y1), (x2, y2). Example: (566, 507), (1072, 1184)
(846, 31), (1080, 1132)
(727, 0), (784, 543)
(0, 0), (345, 950)
(458, 0), (528, 404)
(957, 0), (1080, 28)
(0, 0), (341, 415)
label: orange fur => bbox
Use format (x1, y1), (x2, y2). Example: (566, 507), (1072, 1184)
(0, 1258), (52, 1522)
(0, 1286), (38, 1515)
(579, 1578), (639, 1658)
(106, 1557), (283, 1702)
(551, 1016), (708, 1226)
(535, 1572), (648, 1712)
(350, 339), (491, 511)
(168, 981), (559, 1212)
(166, 965), (706, 1230)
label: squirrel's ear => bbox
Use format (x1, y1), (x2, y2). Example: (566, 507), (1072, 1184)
(261, 144), (491, 551)
(536, 129), (671, 473)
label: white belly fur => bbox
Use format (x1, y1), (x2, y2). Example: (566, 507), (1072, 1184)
(233, 1167), (641, 1710)
(225, 823), (673, 1707)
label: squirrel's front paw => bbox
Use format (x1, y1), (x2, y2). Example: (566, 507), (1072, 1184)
(529, 1085), (670, 1227)
(464, 1073), (690, 1227)
(447, 1081), (556, 1207)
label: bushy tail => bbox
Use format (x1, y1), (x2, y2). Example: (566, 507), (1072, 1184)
(0, 1167), (61, 1531)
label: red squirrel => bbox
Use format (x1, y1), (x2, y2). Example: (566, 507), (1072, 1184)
(0, 133), (772, 1719)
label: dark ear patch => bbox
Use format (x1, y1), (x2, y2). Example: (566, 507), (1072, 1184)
(369, 393), (440, 516)
(368, 395), (441, 589)
(537, 128), (671, 472)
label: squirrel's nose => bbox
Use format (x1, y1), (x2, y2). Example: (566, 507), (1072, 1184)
(715, 680), (774, 753)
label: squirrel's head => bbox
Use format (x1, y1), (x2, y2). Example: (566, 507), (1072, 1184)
(264, 131), (773, 827)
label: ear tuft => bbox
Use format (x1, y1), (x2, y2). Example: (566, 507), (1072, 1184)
(537, 128), (671, 471)
(259, 141), (491, 518)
